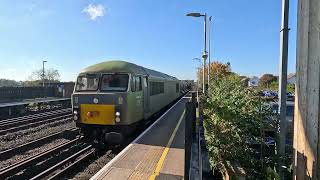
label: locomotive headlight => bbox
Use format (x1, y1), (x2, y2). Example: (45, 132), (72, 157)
(73, 110), (78, 115)
(115, 112), (120, 122)
(93, 98), (99, 104)
(115, 117), (121, 122)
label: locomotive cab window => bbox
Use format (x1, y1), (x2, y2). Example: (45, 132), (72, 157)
(76, 74), (99, 91)
(143, 77), (148, 88)
(131, 75), (136, 92)
(131, 75), (142, 92)
(136, 76), (142, 91)
(101, 74), (129, 92)
(176, 83), (179, 93)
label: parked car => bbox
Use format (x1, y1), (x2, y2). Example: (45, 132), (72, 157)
(287, 92), (295, 101)
(263, 90), (272, 97)
(270, 91), (278, 98)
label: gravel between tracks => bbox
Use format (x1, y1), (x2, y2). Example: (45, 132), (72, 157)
(0, 121), (75, 151)
(0, 138), (70, 169)
(71, 150), (116, 180)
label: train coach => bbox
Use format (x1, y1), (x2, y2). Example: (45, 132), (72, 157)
(72, 60), (182, 144)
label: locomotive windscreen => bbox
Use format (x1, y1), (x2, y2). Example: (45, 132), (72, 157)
(76, 74), (99, 91)
(101, 74), (129, 92)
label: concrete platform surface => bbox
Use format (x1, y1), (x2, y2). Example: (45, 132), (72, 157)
(91, 96), (189, 180)
(0, 98), (70, 108)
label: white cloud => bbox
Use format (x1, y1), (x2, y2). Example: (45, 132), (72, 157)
(82, 4), (106, 20)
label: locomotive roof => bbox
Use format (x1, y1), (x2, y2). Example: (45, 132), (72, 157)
(80, 60), (178, 80)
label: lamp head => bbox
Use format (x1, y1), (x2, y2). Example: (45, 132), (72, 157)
(186, 13), (202, 17)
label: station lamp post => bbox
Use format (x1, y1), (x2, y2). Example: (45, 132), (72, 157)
(42, 60), (47, 87)
(186, 12), (208, 94)
(208, 16), (212, 87)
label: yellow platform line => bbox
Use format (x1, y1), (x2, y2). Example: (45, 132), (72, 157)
(149, 110), (186, 180)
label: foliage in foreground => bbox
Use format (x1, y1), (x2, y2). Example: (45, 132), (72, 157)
(203, 74), (278, 178)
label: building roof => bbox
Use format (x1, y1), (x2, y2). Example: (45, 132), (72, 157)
(79, 60), (178, 80)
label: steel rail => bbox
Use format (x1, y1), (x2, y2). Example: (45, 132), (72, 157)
(47, 148), (107, 180)
(0, 111), (71, 130)
(0, 111), (71, 129)
(0, 114), (72, 135)
(0, 108), (71, 126)
(0, 137), (83, 179)
(0, 128), (78, 161)
(30, 145), (95, 180)
(0, 108), (71, 122)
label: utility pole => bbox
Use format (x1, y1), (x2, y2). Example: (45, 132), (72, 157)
(42, 60), (47, 87)
(278, 0), (289, 178)
(202, 13), (208, 95)
(186, 12), (208, 95)
(208, 16), (212, 87)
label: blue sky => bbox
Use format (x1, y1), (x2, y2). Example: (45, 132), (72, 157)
(0, 0), (297, 81)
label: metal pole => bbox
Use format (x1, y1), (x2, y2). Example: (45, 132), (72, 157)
(208, 16), (212, 87)
(185, 102), (193, 180)
(202, 14), (207, 94)
(278, 0), (289, 178)
(42, 61), (45, 87)
(204, 14), (207, 54)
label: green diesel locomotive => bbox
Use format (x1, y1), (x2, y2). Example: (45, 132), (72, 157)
(72, 60), (182, 143)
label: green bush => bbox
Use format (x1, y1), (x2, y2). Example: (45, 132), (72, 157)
(269, 81), (295, 94)
(203, 74), (278, 178)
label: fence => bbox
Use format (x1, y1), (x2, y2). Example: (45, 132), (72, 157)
(0, 87), (56, 103)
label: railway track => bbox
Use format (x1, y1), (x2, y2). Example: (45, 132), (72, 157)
(0, 109), (72, 135)
(0, 136), (90, 179)
(0, 108), (71, 127)
(0, 128), (78, 161)
(0, 129), (115, 180)
(31, 145), (101, 180)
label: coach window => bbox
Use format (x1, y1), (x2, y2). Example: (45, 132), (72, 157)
(150, 81), (164, 96)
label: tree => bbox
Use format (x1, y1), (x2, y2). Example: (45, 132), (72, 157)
(269, 81), (295, 93)
(197, 61), (232, 87)
(259, 74), (277, 89)
(0, 79), (21, 87)
(203, 74), (279, 178)
(46, 69), (60, 83)
(239, 76), (250, 87)
(27, 68), (61, 86)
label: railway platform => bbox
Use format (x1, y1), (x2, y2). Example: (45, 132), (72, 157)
(0, 98), (71, 118)
(0, 98), (70, 108)
(91, 95), (190, 180)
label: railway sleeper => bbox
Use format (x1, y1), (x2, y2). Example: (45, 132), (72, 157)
(0, 137), (82, 179)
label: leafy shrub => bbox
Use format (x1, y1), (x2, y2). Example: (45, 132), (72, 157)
(203, 74), (278, 178)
